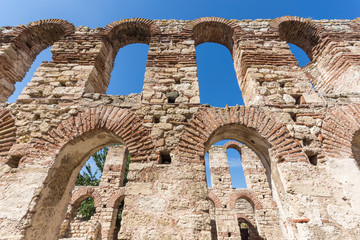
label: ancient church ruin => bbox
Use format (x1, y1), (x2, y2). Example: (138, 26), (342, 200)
(0, 16), (360, 239)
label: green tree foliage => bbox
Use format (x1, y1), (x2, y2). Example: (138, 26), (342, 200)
(75, 147), (108, 220)
(77, 198), (95, 221)
(75, 147), (108, 187)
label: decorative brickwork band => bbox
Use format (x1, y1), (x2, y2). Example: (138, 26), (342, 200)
(274, 16), (322, 60)
(229, 189), (263, 210)
(70, 187), (102, 209)
(176, 106), (308, 162)
(102, 18), (161, 50)
(103, 18), (161, 36)
(0, 19), (74, 102)
(0, 109), (16, 160)
(207, 190), (222, 208)
(35, 107), (155, 163)
(184, 17), (241, 52)
(224, 140), (243, 153)
(108, 187), (126, 209)
(321, 105), (360, 158)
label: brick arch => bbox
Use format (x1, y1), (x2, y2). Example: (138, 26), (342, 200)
(34, 106), (155, 163)
(102, 18), (161, 50)
(229, 189), (263, 210)
(321, 105), (360, 159)
(207, 190), (222, 208)
(224, 140), (243, 154)
(70, 187), (102, 209)
(5, 19), (74, 45)
(0, 19), (74, 102)
(237, 214), (254, 224)
(273, 16), (323, 61)
(107, 187), (126, 209)
(24, 107), (155, 239)
(176, 106), (307, 163)
(0, 109), (16, 164)
(184, 17), (241, 53)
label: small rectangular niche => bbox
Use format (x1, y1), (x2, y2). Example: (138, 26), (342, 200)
(308, 154), (318, 166)
(153, 115), (160, 123)
(159, 151), (171, 164)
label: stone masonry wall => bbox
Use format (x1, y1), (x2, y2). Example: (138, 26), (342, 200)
(0, 16), (359, 240)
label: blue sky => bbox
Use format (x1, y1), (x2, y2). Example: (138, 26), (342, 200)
(2, 0), (358, 187)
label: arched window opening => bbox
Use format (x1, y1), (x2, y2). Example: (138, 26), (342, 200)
(226, 145), (247, 189)
(205, 152), (212, 188)
(196, 43), (244, 107)
(236, 199), (263, 240)
(207, 139), (247, 189)
(59, 196), (98, 239)
(287, 43), (311, 67)
(59, 144), (130, 239)
(278, 20), (320, 62)
(106, 43), (149, 95)
(7, 46), (52, 103)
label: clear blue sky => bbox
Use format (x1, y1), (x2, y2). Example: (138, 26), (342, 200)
(2, 0), (358, 187)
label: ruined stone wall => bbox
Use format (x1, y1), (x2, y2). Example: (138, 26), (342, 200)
(0, 16), (359, 240)
(59, 145), (127, 240)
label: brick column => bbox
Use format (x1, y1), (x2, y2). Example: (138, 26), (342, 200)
(208, 146), (232, 189)
(233, 36), (322, 107)
(99, 145), (128, 240)
(142, 28), (200, 104)
(17, 28), (109, 104)
(208, 146), (240, 239)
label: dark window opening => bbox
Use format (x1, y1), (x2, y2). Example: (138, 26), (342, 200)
(303, 138), (313, 147)
(239, 219), (249, 240)
(308, 154), (318, 166)
(210, 220), (218, 240)
(159, 151), (171, 164)
(7, 156), (21, 168)
(291, 94), (303, 105)
(166, 90), (179, 103)
(114, 200), (125, 240)
(153, 115), (160, 123)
